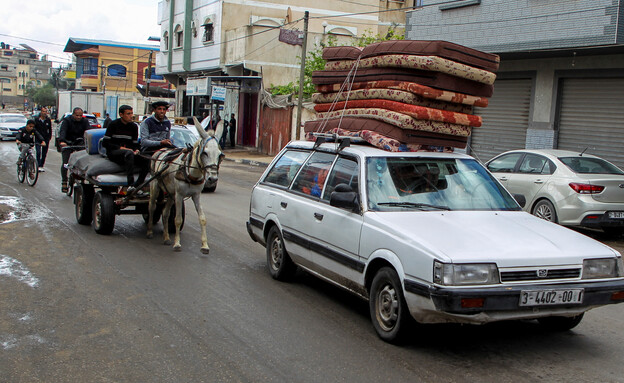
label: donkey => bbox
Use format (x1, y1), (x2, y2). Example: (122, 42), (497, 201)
(146, 117), (223, 253)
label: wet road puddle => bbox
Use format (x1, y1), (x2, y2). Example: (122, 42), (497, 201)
(0, 254), (40, 288)
(0, 196), (50, 225)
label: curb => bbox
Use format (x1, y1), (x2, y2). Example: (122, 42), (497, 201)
(224, 157), (271, 167)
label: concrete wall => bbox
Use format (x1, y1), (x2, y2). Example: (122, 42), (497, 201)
(406, 0), (623, 52)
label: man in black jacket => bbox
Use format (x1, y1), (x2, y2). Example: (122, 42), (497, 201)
(34, 107), (52, 171)
(102, 105), (149, 192)
(58, 107), (90, 192)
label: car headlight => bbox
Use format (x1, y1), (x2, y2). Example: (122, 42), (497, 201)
(583, 258), (622, 279)
(434, 261), (500, 285)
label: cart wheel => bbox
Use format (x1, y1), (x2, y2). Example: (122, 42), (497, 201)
(26, 157), (39, 186)
(92, 191), (116, 235)
(167, 203), (185, 233)
(74, 184), (94, 225)
(143, 204), (162, 225)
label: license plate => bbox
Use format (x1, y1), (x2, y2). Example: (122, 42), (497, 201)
(608, 211), (624, 219)
(519, 289), (583, 307)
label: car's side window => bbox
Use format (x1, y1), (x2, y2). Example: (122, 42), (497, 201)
(322, 157), (359, 201)
(291, 152), (336, 197)
(487, 153), (523, 173)
(263, 150), (310, 187)
(518, 154), (550, 174)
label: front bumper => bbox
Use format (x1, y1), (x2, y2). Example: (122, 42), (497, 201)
(0, 130), (18, 139)
(404, 278), (624, 323)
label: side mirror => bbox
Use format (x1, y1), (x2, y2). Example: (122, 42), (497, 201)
(329, 183), (360, 213)
(513, 194), (526, 208)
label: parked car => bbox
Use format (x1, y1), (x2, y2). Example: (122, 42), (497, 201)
(0, 113), (28, 140)
(170, 126), (219, 192)
(247, 140), (624, 343)
(486, 149), (624, 236)
(54, 112), (101, 150)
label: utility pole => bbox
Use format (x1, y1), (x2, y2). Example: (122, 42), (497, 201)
(145, 50), (153, 115)
(295, 10), (309, 140)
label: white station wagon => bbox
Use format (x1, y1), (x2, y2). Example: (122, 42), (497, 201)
(246, 139), (624, 343)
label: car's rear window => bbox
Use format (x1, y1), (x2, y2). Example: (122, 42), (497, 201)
(559, 156), (624, 175)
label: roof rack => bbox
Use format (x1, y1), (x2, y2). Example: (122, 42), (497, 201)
(310, 132), (366, 152)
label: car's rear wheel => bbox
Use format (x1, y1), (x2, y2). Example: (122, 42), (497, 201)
(369, 267), (411, 343)
(537, 314), (584, 331)
(532, 199), (558, 223)
(266, 226), (296, 280)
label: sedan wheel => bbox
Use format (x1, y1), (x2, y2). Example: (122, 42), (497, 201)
(266, 226), (295, 281)
(532, 199), (558, 223)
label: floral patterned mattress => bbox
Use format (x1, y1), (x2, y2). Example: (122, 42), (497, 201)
(360, 40), (500, 72)
(312, 68), (494, 97)
(304, 117), (468, 149)
(315, 80), (489, 107)
(314, 99), (482, 127)
(311, 88), (473, 113)
(324, 55), (496, 85)
(316, 108), (472, 137)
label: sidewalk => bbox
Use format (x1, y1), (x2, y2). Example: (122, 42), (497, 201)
(221, 146), (275, 167)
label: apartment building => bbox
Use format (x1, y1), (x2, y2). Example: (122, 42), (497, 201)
(0, 42), (52, 107)
(63, 38), (172, 118)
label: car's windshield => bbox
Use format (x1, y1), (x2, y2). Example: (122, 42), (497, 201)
(366, 157), (520, 211)
(0, 115), (27, 124)
(559, 156), (624, 175)
(170, 128), (197, 147)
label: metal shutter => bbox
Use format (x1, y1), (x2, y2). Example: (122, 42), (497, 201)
(471, 79), (532, 163)
(557, 77), (624, 169)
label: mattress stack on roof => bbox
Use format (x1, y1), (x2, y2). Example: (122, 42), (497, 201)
(304, 40), (500, 152)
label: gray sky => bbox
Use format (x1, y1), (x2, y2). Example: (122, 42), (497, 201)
(1, 0), (161, 66)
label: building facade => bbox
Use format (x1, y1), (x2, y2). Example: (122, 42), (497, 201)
(0, 42), (52, 107)
(63, 38), (172, 118)
(156, 0), (415, 147)
(406, 0), (624, 168)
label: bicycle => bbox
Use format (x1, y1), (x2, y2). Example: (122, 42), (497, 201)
(16, 143), (39, 186)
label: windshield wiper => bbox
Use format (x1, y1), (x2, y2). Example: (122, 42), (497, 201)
(377, 202), (451, 210)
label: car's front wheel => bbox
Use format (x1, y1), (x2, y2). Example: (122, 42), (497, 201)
(266, 226), (296, 281)
(537, 314), (584, 331)
(369, 267), (411, 343)
(532, 199), (558, 223)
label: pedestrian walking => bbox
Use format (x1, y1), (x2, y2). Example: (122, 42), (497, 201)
(103, 113), (112, 129)
(229, 113), (236, 148)
(34, 107), (52, 171)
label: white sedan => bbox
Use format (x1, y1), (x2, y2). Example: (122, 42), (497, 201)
(486, 149), (624, 236)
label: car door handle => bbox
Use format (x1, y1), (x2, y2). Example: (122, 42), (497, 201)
(314, 213), (324, 221)
(534, 179), (543, 184)
(280, 202), (287, 208)
(499, 177), (508, 181)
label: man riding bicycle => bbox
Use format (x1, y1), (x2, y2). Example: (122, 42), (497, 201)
(16, 120), (46, 164)
(58, 107), (90, 193)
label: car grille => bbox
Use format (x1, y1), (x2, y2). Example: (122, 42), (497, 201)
(500, 268), (581, 282)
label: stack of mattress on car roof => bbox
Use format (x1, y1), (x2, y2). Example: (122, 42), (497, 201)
(304, 40), (500, 152)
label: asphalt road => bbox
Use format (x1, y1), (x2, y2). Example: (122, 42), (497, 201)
(1, 140), (624, 383)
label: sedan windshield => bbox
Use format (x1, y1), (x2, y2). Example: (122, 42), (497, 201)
(559, 156), (624, 175)
(170, 128), (197, 147)
(366, 157), (520, 211)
